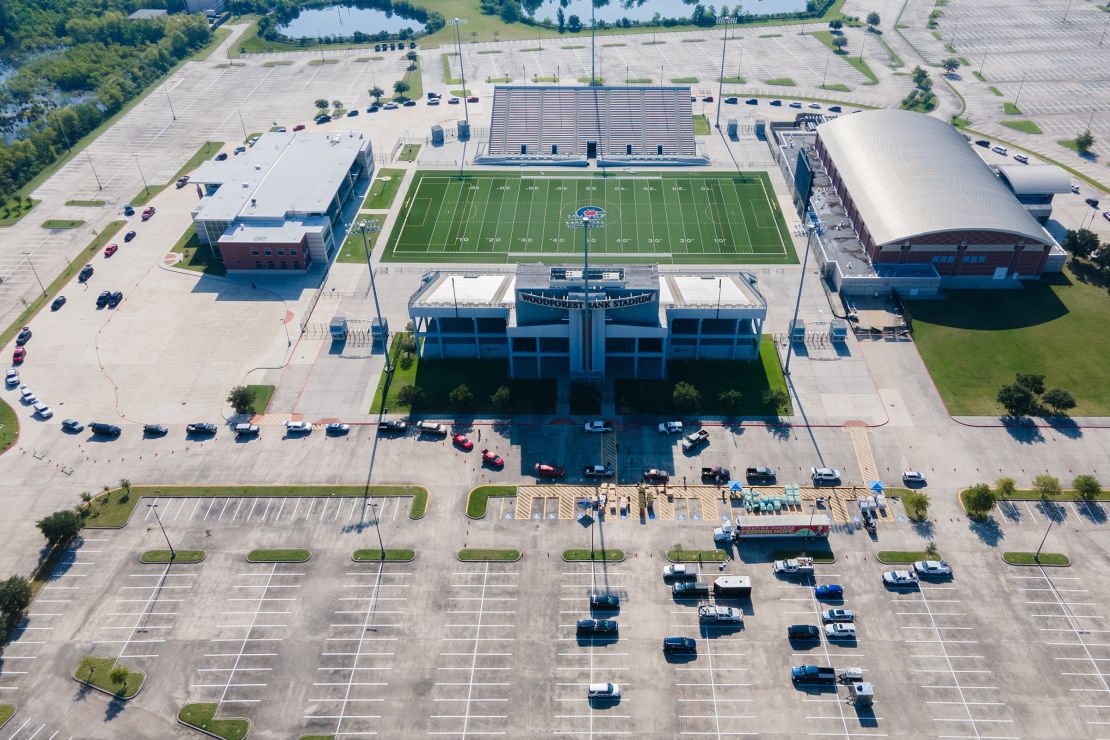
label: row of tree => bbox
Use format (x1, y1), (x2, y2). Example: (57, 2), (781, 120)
(1062, 228), (1110, 278)
(479, 0), (840, 30)
(996, 373), (1076, 418)
(964, 474), (1101, 519)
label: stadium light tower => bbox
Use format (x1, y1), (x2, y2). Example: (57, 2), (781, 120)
(715, 16), (737, 129)
(784, 225), (815, 376)
(355, 218), (392, 372)
(449, 18), (470, 126)
(590, 0), (598, 85)
(566, 206), (605, 378)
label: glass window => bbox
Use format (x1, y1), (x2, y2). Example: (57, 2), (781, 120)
(290, 248), (298, 256)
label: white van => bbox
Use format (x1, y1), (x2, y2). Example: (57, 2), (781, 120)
(1014, 153), (1029, 164)
(991, 145), (1008, 155)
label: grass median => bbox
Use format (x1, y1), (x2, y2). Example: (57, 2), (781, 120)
(563, 549), (625, 562)
(877, 551), (933, 564)
(0, 704), (13, 727)
(1003, 551), (1070, 566)
(0, 398), (17, 456)
(247, 548), (311, 563)
(458, 549), (521, 562)
(73, 657), (144, 699)
(178, 703), (249, 740)
(85, 485), (428, 528)
(353, 549), (416, 562)
(467, 486), (517, 518)
(41, 219), (84, 229)
(667, 547), (728, 563)
(140, 549), (205, 564)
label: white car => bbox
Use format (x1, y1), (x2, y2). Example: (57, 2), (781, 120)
(658, 421), (684, 434)
(583, 420), (613, 433)
(663, 564), (696, 579)
(33, 402), (53, 419)
(284, 420), (312, 433)
(5, 371), (18, 388)
(913, 560), (952, 577)
(587, 682), (620, 699)
(811, 467), (841, 484)
(825, 623), (857, 640)
(902, 470), (926, 485)
(21, 390), (37, 405)
(883, 570), (919, 586)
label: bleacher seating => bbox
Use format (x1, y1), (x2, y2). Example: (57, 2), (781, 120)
(482, 86), (702, 163)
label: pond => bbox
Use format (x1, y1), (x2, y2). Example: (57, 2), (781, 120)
(277, 5), (422, 39)
(522, 0), (810, 24)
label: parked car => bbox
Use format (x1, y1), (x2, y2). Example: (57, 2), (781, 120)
(448, 97), (460, 104)
(12, 347), (26, 364)
(51, 296), (67, 311)
(293, 124), (306, 131)
(787, 624), (821, 640)
(452, 433), (473, 450)
(104, 244), (118, 257)
(902, 470), (926, 485)
(724, 97), (738, 104)
(416, 421), (448, 436)
(5, 370), (18, 388)
(215, 152), (228, 161)
(1071, 183), (1080, 194)
(643, 468), (670, 484)
(347, 109), (359, 117)
(663, 564), (697, 580)
(402, 100), (416, 107)
(583, 464), (614, 478)
(89, 422), (122, 437)
(702, 95), (714, 102)
(96, 291), (111, 308)
(378, 420), (408, 433)
(658, 421), (683, 434)
(383, 103), (399, 110)
(61, 418), (85, 433)
(176, 176), (190, 188)
(234, 423), (260, 437)
(828, 105), (842, 112)
(769, 100), (782, 107)
(1014, 153), (1029, 164)
(33, 402), (53, 419)
(233, 146), (246, 154)
(123, 204), (135, 216)
(141, 206), (155, 221)
(825, 623), (857, 640)
(285, 420), (311, 434)
(143, 424), (168, 436)
(745, 98), (759, 105)
(792, 665), (836, 685)
(584, 420), (613, 433)
(821, 608), (854, 623)
(913, 560), (952, 577)
(1103, 211), (1110, 223)
(808, 102), (821, 109)
(974, 139), (991, 148)
(535, 463), (565, 479)
(467, 96), (479, 103)
(427, 98), (440, 106)
(590, 593), (620, 609)
(325, 423), (350, 435)
(123, 230), (137, 242)
(1085, 197), (1100, 208)
(587, 682), (620, 700)
(680, 428), (709, 452)
(315, 115), (331, 124)
(16, 327), (31, 345)
(19, 386), (35, 403)
(992, 145), (1008, 155)
(883, 570), (919, 586)
(481, 449), (504, 468)
(811, 467), (841, 485)
(367, 105), (379, 113)
(662, 636), (697, 654)
(814, 584), (844, 600)
(186, 422), (217, 435)
(576, 619), (618, 635)
(789, 101), (802, 109)
(107, 291), (123, 308)
(79, 263), (94, 281)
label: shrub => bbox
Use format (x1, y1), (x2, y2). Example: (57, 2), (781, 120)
(449, 384), (474, 411)
(902, 490), (929, 521)
(398, 351), (415, 371)
(1042, 388), (1076, 415)
(762, 388), (790, 413)
(395, 384), (425, 408)
(718, 389), (744, 412)
(1033, 474), (1061, 500)
(673, 381), (701, 411)
(490, 385), (511, 411)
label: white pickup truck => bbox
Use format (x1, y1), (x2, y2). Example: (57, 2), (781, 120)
(773, 557), (815, 576)
(698, 605), (744, 624)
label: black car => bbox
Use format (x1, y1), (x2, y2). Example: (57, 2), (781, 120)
(724, 97), (738, 104)
(409, 41), (416, 49)
(576, 619), (618, 635)
(374, 44), (381, 52)
(124, 231), (137, 242)
(315, 115), (332, 124)
(974, 139), (991, 148)
(96, 291), (111, 308)
(79, 264), (94, 282)
(745, 98), (758, 105)
(367, 105), (379, 113)
(123, 205), (135, 216)
(107, 291), (123, 308)
(16, 327), (31, 346)
(402, 100), (416, 107)
(590, 593), (620, 609)
(378, 420), (408, 433)
(828, 105), (842, 113)
(663, 636), (697, 654)
(143, 424), (168, 436)
(346, 109), (359, 117)
(89, 422), (122, 438)
(215, 152), (228, 161)
(50, 296), (66, 311)
(187, 422), (217, 435)
(769, 99), (782, 107)
(787, 624), (821, 640)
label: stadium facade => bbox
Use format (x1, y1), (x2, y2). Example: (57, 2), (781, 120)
(407, 265), (767, 381)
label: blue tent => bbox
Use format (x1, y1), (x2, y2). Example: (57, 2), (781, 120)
(869, 480), (884, 493)
(728, 480), (744, 492)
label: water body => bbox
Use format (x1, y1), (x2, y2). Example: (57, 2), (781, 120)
(523, 0), (809, 24)
(277, 6), (421, 39)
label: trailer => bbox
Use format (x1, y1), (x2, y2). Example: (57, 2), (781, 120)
(712, 576), (752, 598)
(737, 514), (831, 539)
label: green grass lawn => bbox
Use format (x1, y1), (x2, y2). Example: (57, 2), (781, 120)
(721, 75), (746, 84)
(179, 703), (249, 740)
(563, 549), (625, 562)
(1003, 551), (1070, 566)
(1001, 119), (1042, 135)
(467, 485), (518, 518)
(170, 225), (227, 276)
(395, 61), (423, 101)
(908, 271), (1110, 415)
(765, 77), (797, 86)
(877, 550), (932, 563)
(671, 76), (700, 83)
(384, 171), (794, 265)
(245, 384), (275, 413)
(1003, 102), (1021, 115)
(40, 219), (84, 229)
(336, 221), (380, 263)
(131, 141), (224, 206)
(373, 356), (555, 415)
(0, 398), (18, 457)
(771, 548), (835, 563)
(362, 169), (407, 209)
(307, 58), (340, 66)
(140, 549), (205, 564)
(73, 657), (144, 699)
(85, 485), (428, 527)
(247, 548), (311, 562)
(398, 144), (421, 162)
(353, 549), (416, 561)
(692, 114), (710, 135)
(666, 547), (728, 562)
(458, 548), (521, 561)
(64, 199), (106, 207)
(968, 486), (1110, 503)
(0, 705), (12, 728)
(615, 337), (791, 416)
(0, 196), (39, 227)
(807, 32), (879, 83)
(821, 83), (852, 92)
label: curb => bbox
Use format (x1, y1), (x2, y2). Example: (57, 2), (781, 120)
(456, 551), (522, 563)
(665, 552), (729, 564)
(875, 553), (928, 565)
(177, 714), (253, 740)
(1002, 553), (1071, 568)
(139, 551), (207, 565)
(71, 670), (146, 702)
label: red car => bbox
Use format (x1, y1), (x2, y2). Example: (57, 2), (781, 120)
(141, 206), (155, 221)
(453, 433), (473, 451)
(535, 463), (565, 479)
(481, 449), (504, 468)
(104, 244), (118, 257)
(293, 124), (306, 131)
(12, 347), (26, 364)
(467, 96), (479, 103)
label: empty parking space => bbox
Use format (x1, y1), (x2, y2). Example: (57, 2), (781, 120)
(141, 494), (411, 530)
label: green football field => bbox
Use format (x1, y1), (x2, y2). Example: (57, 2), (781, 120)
(382, 171), (796, 264)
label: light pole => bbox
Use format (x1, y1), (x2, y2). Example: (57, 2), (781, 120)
(355, 219), (392, 372)
(590, 0), (597, 85)
(449, 18), (470, 126)
(1063, 0), (1073, 21)
(979, 45), (989, 76)
(820, 56), (830, 90)
(368, 497), (386, 558)
(784, 226), (814, 376)
(21, 252), (45, 296)
(50, 110), (72, 153)
(715, 16), (737, 129)
(566, 207), (605, 379)
(858, 32), (868, 62)
(1013, 71), (1027, 109)
(134, 156), (150, 199)
(87, 153), (102, 190)
(1100, 14), (1110, 46)
(236, 106), (247, 140)
(147, 503), (175, 559)
(1034, 514), (1054, 562)
(166, 90), (177, 121)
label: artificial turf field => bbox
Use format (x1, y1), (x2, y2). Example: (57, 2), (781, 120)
(383, 171), (797, 264)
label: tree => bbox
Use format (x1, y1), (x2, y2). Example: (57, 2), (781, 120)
(119, 478), (131, 503)
(1016, 373), (1045, 395)
(1062, 228), (1100, 260)
(911, 66), (930, 88)
(1033, 474), (1061, 501)
(0, 576), (32, 616)
(490, 385), (512, 411)
(829, 18), (843, 31)
(762, 388), (790, 413)
(449, 384), (474, 411)
(718, 389), (744, 413)
(1042, 388), (1076, 415)
(995, 477), (1016, 500)
(963, 483), (996, 517)
(942, 57), (960, 73)
(227, 385), (254, 415)
(832, 35), (849, 52)
(395, 384), (425, 408)
(997, 383), (1035, 416)
(866, 11), (881, 29)
(79, 656), (97, 681)
(314, 98), (329, 110)
(393, 80), (411, 99)
(1073, 474), (1102, 501)
(369, 86), (384, 102)
(557, 7), (566, 33)
(331, 99), (343, 109)
(903, 490), (930, 521)
(1076, 129), (1096, 154)
(405, 50), (418, 69)
(567, 14), (582, 33)
(673, 381), (701, 411)
(36, 510), (83, 546)
(110, 665), (129, 695)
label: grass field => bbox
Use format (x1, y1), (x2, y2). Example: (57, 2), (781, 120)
(384, 171), (795, 265)
(909, 271), (1110, 415)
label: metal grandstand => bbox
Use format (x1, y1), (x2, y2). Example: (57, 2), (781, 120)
(476, 85), (708, 167)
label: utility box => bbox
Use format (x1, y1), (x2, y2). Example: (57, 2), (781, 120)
(371, 316), (389, 352)
(727, 118), (738, 140)
(829, 318), (848, 343)
(458, 119), (471, 141)
(329, 315), (348, 342)
(849, 682), (874, 707)
(790, 318), (806, 343)
(431, 124), (445, 146)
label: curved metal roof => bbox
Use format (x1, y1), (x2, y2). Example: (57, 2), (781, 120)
(995, 164), (1072, 195)
(817, 110), (1052, 246)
